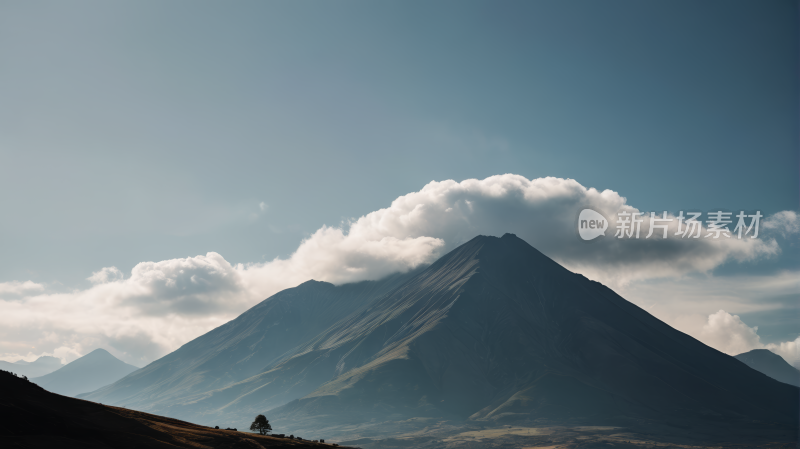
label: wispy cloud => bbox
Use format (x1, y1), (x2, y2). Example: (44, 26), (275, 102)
(0, 280), (45, 297)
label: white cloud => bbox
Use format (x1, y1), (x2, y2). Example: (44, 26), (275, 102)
(619, 270), (799, 318)
(0, 174), (794, 365)
(766, 337), (800, 369)
(692, 310), (799, 368)
(238, 174), (780, 289)
(699, 310), (763, 356)
(0, 253), (248, 365)
(87, 266), (124, 284)
(763, 210), (800, 237)
(0, 280), (45, 297)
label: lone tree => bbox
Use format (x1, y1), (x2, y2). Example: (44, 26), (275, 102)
(249, 415), (272, 435)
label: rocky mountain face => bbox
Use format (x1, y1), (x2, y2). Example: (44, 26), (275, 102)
(32, 348), (139, 397)
(84, 234), (799, 442)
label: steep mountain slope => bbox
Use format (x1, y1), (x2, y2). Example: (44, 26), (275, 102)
(32, 349), (140, 397)
(735, 348), (800, 387)
(82, 270), (420, 417)
(0, 355), (63, 378)
(0, 370), (349, 448)
(82, 234), (798, 445)
(260, 234), (798, 434)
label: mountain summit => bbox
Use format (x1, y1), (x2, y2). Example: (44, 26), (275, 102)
(32, 349), (138, 397)
(735, 349), (800, 387)
(85, 234), (798, 442)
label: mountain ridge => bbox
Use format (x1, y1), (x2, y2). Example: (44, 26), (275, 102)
(0, 355), (63, 378)
(81, 268), (423, 419)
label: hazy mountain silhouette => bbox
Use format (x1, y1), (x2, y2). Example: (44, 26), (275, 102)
(0, 369), (351, 448)
(735, 349), (800, 387)
(32, 349), (139, 397)
(0, 355), (62, 378)
(83, 234), (798, 443)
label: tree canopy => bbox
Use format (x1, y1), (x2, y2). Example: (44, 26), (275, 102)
(249, 415), (272, 435)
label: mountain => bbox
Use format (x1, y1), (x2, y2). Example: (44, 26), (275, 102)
(260, 235), (798, 434)
(84, 234), (799, 445)
(0, 369), (350, 448)
(82, 269), (420, 419)
(735, 349), (800, 387)
(31, 349), (140, 397)
(0, 355), (63, 378)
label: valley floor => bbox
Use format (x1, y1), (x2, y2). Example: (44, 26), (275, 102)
(334, 420), (797, 449)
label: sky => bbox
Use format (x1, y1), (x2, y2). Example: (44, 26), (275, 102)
(0, 1), (797, 367)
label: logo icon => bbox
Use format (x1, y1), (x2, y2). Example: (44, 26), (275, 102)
(578, 209), (608, 241)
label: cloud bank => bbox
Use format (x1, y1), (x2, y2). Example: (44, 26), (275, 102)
(0, 174), (796, 366)
(700, 310), (800, 367)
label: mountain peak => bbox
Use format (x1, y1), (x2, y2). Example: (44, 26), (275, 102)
(84, 348), (114, 357)
(296, 279), (335, 288)
(32, 348), (139, 397)
(73, 348), (121, 363)
(735, 349), (800, 387)
(447, 232), (569, 280)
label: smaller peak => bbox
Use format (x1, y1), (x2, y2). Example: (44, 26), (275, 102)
(87, 348), (112, 356)
(740, 349), (784, 359)
(81, 349), (117, 361)
(297, 279), (335, 288)
(32, 356), (62, 365)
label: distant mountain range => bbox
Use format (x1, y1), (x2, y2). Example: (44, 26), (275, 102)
(32, 348), (139, 397)
(735, 349), (800, 387)
(83, 234), (799, 445)
(0, 355), (62, 378)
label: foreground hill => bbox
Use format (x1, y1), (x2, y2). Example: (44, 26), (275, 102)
(0, 369), (348, 448)
(83, 234), (798, 445)
(735, 348), (800, 387)
(0, 355), (62, 378)
(32, 349), (139, 397)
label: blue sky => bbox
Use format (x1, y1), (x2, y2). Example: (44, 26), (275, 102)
(0, 1), (797, 365)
